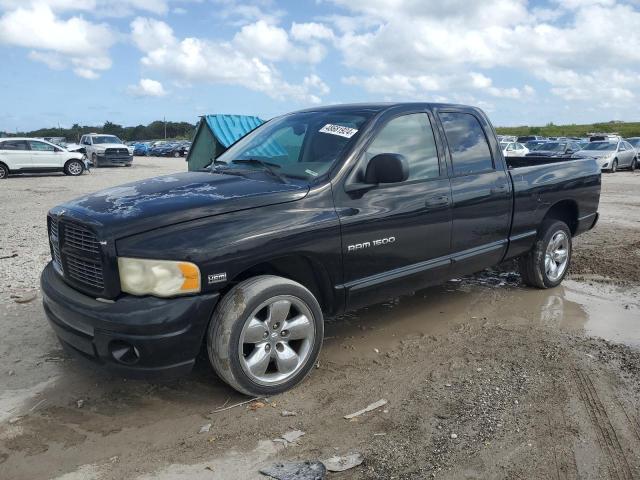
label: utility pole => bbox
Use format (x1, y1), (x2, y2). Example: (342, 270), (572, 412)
(164, 116), (167, 139)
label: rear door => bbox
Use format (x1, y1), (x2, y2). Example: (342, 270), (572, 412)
(0, 140), (31, 169)
(435, 109), (512, 276)
(28, 140), (60, 168)
(336, 110), (452, 309)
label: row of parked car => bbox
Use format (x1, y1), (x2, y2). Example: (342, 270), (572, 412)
(498, 134), (640, 172)
(131, 140), (191, 157)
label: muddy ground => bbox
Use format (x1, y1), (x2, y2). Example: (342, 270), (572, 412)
(0, 158), (639, 480)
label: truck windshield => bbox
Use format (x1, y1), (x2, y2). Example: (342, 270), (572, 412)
(92, 135), (123, 144)
(215, 110), (374, 182)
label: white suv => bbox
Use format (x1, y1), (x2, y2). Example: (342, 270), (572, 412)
(80, 134), (133, 167)
(0, 138), (86, 179)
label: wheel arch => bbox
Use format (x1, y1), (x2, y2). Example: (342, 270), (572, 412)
(225, 255), (336, 315)
(542, 199), (579, 236)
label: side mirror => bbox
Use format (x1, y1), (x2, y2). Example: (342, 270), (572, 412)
(364, 153), (409, 184)
(78, 147), (86, 154)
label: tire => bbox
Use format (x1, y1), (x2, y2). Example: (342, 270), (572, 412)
(0, 163), (8, 179)
(173, 151), (180, 158)
(610, 159), (618, 173)
(64, 159), (84, 176)
(91, 153), (98, 168)
(630, 158), (637, 172)
(207, 275), (324, 396)
(518, 220), (572, 289)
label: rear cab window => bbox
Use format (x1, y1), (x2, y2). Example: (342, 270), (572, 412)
(439, 112), (494, 176)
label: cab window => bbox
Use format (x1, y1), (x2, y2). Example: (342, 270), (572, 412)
(364, 113), (440, 181)
(440, 112), (493, 176)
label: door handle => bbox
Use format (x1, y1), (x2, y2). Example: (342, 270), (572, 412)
(425, 195), (450, 209)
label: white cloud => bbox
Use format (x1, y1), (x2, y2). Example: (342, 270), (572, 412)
(127, 78), (168, 96)
(0, 3), (115, 78)
(327, 0), (640, 103)
(0, 0), (174, 17)
(130, 17), (330, 104)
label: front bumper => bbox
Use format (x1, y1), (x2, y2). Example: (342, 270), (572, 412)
(95, 153), (133, 166)
(41, 262), (219, 380)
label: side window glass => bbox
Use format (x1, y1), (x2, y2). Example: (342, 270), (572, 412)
(29, 141), (55, 152)
(365, 113), (440, 181)
(439, 112), (493, 176)
(0, 140), (28, 150)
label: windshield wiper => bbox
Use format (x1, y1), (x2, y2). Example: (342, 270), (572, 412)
(231, 158), (289, 184)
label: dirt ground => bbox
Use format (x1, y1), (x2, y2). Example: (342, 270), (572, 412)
(0, 158), (639, 480)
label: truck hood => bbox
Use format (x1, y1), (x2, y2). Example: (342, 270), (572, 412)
(55, 172), (309, 238)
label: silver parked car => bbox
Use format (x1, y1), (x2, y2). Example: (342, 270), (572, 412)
(572, 140), (637, 172)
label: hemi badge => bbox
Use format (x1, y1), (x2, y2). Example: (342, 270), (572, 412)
(208, 273), (227, 284)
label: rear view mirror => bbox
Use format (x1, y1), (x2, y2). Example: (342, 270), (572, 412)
(364, 153), (409, 184)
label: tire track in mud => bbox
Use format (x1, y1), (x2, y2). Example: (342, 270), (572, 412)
(541, 376), (578, 480)
(573, 368), (634, 480)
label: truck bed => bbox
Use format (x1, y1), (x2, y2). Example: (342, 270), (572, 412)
(505, 155), (577, 169)
(503, 155), (601, 260)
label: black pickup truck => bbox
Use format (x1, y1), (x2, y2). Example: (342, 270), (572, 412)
(41, 103), (600, 395)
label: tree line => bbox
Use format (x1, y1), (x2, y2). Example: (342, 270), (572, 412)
(1, 120), (196, 142)
(496, 120), (640, 138)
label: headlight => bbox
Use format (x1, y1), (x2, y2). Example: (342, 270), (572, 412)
(118, 257), (201, 297)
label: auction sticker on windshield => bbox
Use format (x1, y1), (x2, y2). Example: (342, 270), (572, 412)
(319, 124), (358, 138)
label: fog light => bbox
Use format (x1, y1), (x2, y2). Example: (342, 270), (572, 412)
(109, 340), (140, 365)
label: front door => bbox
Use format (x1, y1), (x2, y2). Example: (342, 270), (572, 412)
(28, 140), (59, 168)
(436, 110), (512, 276)
(336, 111), (452, 310)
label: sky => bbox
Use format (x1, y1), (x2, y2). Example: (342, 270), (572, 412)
(1, 0), (640, 132)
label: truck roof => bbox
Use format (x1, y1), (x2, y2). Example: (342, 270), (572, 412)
(292, 102), (477, 115)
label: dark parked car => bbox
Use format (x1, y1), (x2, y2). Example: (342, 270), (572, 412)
(41, 102), (600, 395)
(161, 142), (191, 157)
(525, 141), (581, 158)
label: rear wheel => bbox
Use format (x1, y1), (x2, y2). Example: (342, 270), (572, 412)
(64, 159), (84, 176)
(207, 275), (324, 396)
(518, 220), (572, 289)
(0, 163), (8, 179)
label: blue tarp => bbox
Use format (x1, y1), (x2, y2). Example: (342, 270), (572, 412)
(205, 114), (263, 148)
(203, 114), (287, 158)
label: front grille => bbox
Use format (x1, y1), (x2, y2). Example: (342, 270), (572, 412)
(64, 224), (100, 253)
(49, 218), (63, 273)
(104, 148), (130, 156)
(66, 255), (105, 290)
(48, 216), (109, 295)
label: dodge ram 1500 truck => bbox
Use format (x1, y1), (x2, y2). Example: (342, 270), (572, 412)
(41, 103), (601, 395)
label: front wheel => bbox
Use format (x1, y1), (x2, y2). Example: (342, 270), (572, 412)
(610, 159), (618, 173)
(173, 151), (180, 158)
(64, 159), (84, 176)
(518, 220), (572, 289)
(630, 158), (637, 172)
(207, 275), (324, 396)
(0, 163), (8, 179)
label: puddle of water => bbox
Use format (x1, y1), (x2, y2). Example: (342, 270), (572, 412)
(324, 274), (640, 357)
